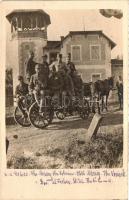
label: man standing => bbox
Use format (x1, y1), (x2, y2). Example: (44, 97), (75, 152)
(57, 54), (66, 72)
(26, 51), (37, 82)
(116, 75), (123, 110)
(41, 54), (49, 84)
(66, 53), (76, 77)
(29, 64), (48, 112)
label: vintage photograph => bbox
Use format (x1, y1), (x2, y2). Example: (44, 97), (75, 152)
(5, 8), (123, 169)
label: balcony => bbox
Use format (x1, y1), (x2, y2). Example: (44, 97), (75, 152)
(11, 29), (47, 39)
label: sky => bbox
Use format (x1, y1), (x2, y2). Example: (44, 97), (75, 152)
(6, 9), (123, 59)
(46, 9), (123, 58)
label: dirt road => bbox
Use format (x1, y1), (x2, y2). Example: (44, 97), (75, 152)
(6, 108), (123, 169)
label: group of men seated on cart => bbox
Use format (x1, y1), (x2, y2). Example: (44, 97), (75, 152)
(15, 51), (84, 114)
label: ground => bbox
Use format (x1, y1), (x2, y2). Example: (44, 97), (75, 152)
(6, 104), (123, 169)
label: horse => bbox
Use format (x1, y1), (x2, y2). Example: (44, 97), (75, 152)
(94, 77), (114, 111)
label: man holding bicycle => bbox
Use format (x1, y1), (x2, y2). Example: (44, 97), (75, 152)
(29, 64), (49, 113)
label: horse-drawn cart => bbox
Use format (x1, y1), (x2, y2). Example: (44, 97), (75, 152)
(14, 86), (101, 129)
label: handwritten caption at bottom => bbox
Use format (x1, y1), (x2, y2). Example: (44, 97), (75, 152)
(4, 169), (126, 186)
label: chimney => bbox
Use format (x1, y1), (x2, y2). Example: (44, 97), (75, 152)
(60, 36), (64, 41)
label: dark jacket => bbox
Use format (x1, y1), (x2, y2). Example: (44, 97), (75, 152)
(48, 73), (63, 92)
(15, 82), (28, 96)
(67, 61), (76, 74)
(40, 62), (49, 81)
(26, 58), (37, 78)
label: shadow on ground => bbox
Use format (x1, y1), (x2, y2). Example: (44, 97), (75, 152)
(48, 112), (123, 130)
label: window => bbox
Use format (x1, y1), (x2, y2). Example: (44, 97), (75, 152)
(71, 45), (81, 61)
(91, 73), (101, 82)
(90, 45), (101, 60)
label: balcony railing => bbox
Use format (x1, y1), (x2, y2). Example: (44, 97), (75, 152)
(11, 29), (47, 39)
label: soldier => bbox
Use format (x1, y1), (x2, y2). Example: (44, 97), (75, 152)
(29, 64), (49, 112)
(40, 54), (50, 85)
(41, 54), (49, 74)
(57, 53), (66, 72)
(15, 75), (29, 117)
(116, 75), (123, 110)
(66, 53), (76, 77)
(26, 51), (37, 82)
(59, 69), (75, 109)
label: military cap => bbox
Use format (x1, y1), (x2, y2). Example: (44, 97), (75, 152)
(18, 75), (23, 80)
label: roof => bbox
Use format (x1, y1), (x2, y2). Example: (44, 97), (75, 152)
(62, 30), (116, 49)
(6, 9), (51, 26)
(44, 41), (61, 49)
(111, 59), (123, 65)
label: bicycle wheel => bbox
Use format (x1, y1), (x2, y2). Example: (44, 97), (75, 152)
(14, 106), (31, 127)
(29, 102), (50, 129)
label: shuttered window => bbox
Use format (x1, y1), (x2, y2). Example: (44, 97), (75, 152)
(90, 45), (101, 60)
(71, 45), (81, 61)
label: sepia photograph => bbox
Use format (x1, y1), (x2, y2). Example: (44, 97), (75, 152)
(5, 7), (124, 169)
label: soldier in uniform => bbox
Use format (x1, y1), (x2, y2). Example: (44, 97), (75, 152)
(26, 51), (37, 82)
(41, 54), (49, 81)
(66, 53), (76, 77)
(29, 64), (49, 112)
(15, 75), (29, 117)
(57, 54), (66, 72)
(116, 76), (123, 110)
(59, 68), (75, 109)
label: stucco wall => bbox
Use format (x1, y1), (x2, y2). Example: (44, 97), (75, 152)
(60, 33), (112, 81)
(75, 65), (106, 82)
(60, 34), (111, 65)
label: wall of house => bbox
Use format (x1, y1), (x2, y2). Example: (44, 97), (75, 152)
(61, 34), (111, 64)
(60, 34), (112, 81)
(76, 65), (106, 82)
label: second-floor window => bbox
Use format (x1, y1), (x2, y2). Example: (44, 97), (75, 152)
(90, 45), (101, 60)
(71, 45), (81, 61)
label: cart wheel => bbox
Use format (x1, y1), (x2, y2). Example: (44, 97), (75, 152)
(14, 106), (31, 127)
(56, 111), (65, 120)
(29, 102), (50, 129)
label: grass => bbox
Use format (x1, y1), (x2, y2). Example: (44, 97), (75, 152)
(7, 128), (123, 169)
